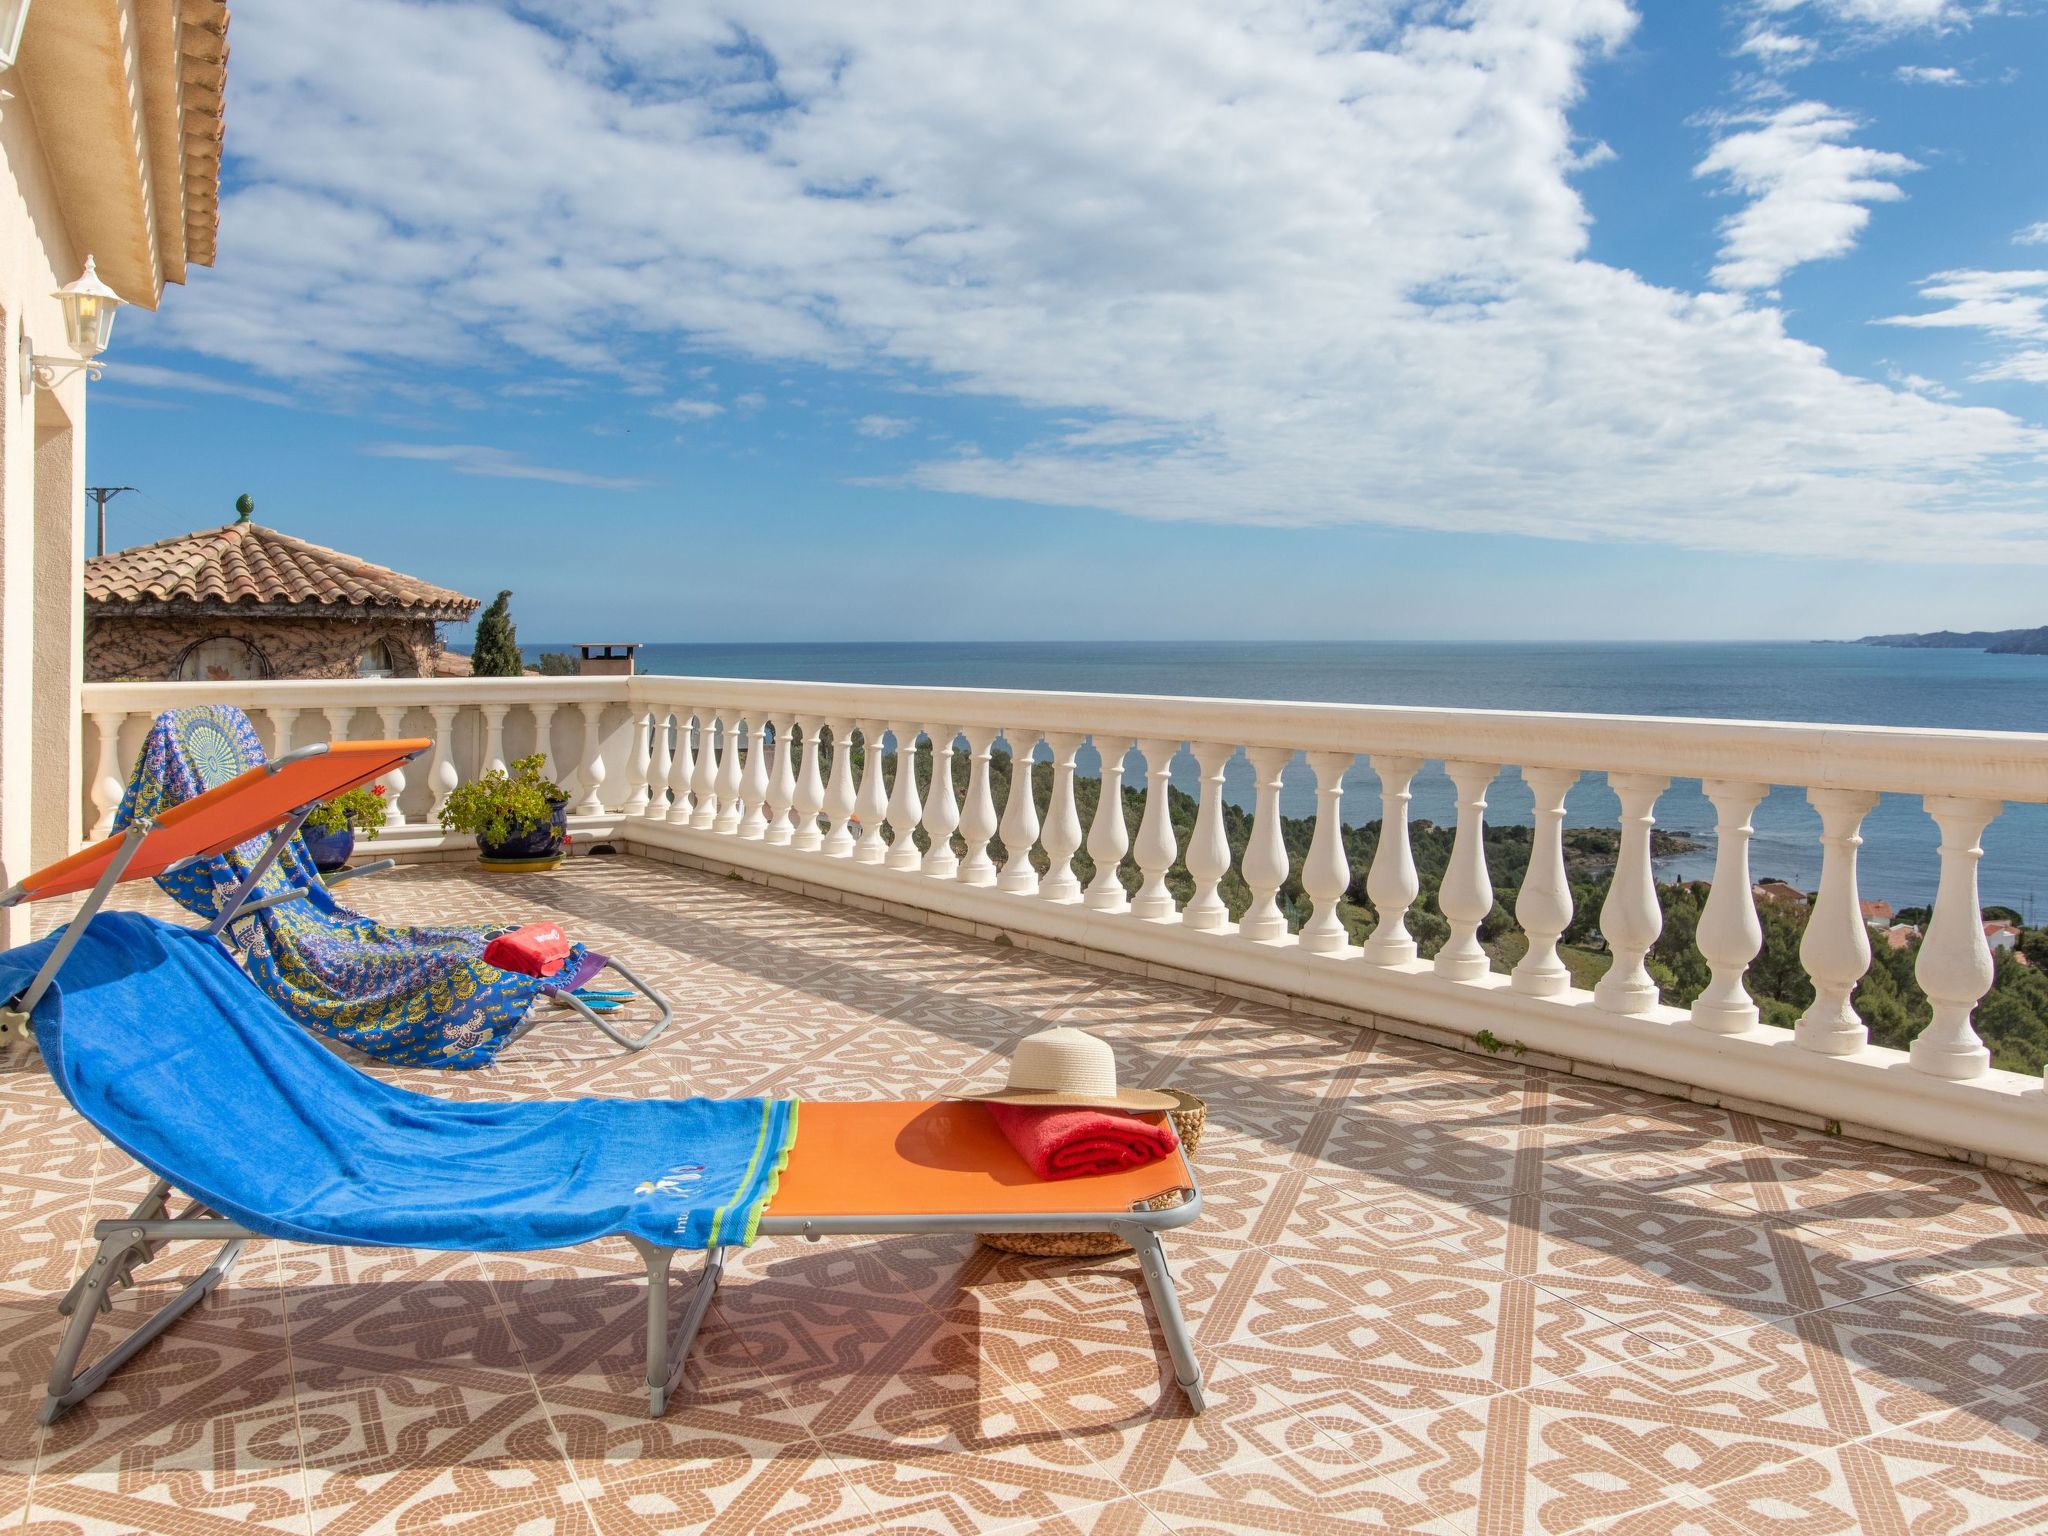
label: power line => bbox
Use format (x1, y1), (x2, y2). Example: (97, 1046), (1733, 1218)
(84, 486), (138, 557)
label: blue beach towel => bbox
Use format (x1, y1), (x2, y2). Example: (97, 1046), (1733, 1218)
(114, 705), (572, 1069)
(1, 913), (794, 1250)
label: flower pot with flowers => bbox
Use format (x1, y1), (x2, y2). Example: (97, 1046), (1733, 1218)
(437, 753), (572, 871)
(300, 784), (387, 873)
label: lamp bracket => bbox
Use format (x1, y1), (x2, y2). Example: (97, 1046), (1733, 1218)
(19, 333), (102, 394)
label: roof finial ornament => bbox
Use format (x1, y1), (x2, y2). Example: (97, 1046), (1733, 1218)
(234, 493), (254, 525)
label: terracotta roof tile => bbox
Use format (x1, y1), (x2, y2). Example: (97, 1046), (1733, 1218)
(84, 522), (480, 620)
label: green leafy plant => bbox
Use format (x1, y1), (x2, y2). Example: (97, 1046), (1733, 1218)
(470, 590), (524, 677)
(303, 783), (386, 840)
(436, 753), (567, 847)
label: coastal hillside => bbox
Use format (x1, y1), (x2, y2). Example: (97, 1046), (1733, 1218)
(1854, 626), (2048, 654)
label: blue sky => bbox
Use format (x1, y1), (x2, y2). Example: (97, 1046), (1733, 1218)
(89, 0), (2048, 645)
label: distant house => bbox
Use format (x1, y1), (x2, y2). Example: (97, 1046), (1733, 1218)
(1983, 920), (2021, 953)
(1752, 880), (1807, 906)
(1882, 923), (1922, 951)
(84, 515), (479, 682)
(1860, 899), (1894, 928)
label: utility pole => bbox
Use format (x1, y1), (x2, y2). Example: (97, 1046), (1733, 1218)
(85, 486), (137, 557)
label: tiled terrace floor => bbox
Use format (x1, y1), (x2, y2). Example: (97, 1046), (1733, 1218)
(5, 854), (2048, 1535)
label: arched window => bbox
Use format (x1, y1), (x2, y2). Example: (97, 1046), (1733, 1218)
(358, 639), (400, 679)
(175, 636), (267, 681)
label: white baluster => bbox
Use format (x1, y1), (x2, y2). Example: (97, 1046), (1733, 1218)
(1512, 766), (1580, 997)
(920, 725), (961, 877)
(1131, 738), (1182, 921)
(1912, 795), (2001, 1081)
(957, 725), (1000, 884)
(88, 712), (126, 839)
(529, 702), (559, 785)
(268, 707), (300, 761)
(1238, 746), (1291, 942)
(765, 718), (797, 846)
(668, 707), (696, 826)
(322, 705), (355, 752)
(1797, 788), (1879, 1054)
(1039, 733), (1085, 903)
(1594, 773), (1669, 1014)
(645, 710), (674, 821)
(622, 709), (653, 816)
(1362, 755), (1422, 965)
(1690, 779), (1766, 1032)
(376, 706), (411, 825)
(480, 704), (510, 778)
(884, 721), (924, 871)
(689, 714), (720, 831)
(715, 714), (747, 836)
(740, 717), (772, 840)
(1085, 738), (1133, 913)
(1182, 741), (1234, 931)
(998, 729), (1042, 895)
(1434, 760), (1498, 979)
(791, 718), (827, 852)
(824, 719), (860, 858)
(575, 703), (608, 816)
(853, 722), (891, 864)
(1301, 750), (1355, 954)
(426, 705), (460, 822)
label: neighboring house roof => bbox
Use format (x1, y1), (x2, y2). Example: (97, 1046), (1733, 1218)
(1859, 899), (1894, 922)
(85, 522), (480, 622)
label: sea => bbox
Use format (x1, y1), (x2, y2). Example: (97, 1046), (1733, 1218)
(559, 641), (2048, 921)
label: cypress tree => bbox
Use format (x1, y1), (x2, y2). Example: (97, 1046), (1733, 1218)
(470, 590), (523, 676)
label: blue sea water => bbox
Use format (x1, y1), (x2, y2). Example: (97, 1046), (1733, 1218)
(575, 641), (2048, 920)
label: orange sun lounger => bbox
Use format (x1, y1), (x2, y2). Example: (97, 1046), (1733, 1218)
(1, 750), (1210, 1422)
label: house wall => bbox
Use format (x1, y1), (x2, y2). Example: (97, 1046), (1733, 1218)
(84, 615), (445, 682)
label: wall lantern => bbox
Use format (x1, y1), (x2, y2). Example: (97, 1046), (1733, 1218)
(21, 256), (123, 393)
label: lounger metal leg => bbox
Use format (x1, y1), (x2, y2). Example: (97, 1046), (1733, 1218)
(629, 1238), (725, 1416)
(1122, 1228), (1208, 1414)
(554, 957), (674, 1053)
(40, 1209), (250, 1425)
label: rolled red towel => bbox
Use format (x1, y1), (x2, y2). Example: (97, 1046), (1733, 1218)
(984, 1102), (1180, 1181)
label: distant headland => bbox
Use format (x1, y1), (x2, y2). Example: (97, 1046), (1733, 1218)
(1843, 627), (2048, 656)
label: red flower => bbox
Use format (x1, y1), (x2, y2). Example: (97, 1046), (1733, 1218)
(371, 784), (386, 797)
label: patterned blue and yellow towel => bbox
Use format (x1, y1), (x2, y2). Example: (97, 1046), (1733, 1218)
(1, 913), (795, 1251)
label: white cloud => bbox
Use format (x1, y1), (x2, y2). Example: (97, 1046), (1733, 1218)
(734, 390), (767, 412)
(141, 0), (2048, 562)
(658, 398), (725, 421)
(1737, 26), (1818, 68)
(1894, 64), (1966, 84)
(2015, 221), (2048, 246)
(1760, 0), (1971, 29)
(853, 413), (913, 438)
(1882, 271), (2048, 387)
(363, 442), (647, 488)
(1695, 102), (1917, 292)
(113, 361), (295, 407)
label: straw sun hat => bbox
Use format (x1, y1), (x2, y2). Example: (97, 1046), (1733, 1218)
(966, 1026), (1180, 1113)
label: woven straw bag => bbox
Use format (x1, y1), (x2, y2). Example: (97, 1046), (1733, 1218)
(978, 1090), (1206, 1258)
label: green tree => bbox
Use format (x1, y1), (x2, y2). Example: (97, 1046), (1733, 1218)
(536, 650), (578, 677)
(470, 590), (523, 676)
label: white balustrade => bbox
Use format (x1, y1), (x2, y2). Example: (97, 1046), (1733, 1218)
(853, 722), (891, 864)
(1511, 766), (1579, 997)
(1182, 741), (1234, 931)
(425, 705), (459, 820)
(322, 705), (354, 751)
(1690, 779), (1766, 1032)
(792, 719), (827, 853)
(919, 725), (961, 878)
(376, 705), (411, 825)
(1796, 789), (1878, 1054)
(997, 730), (1042, 895)
(1912, 796), (2001, 1080)
(1593, 773), (1668, 1015)
(1085, 738), (1133, 914)
(668, 708), (695, 826)
(957, 725), (1000, 884)
(884, 721), (924, 872)
(1039, 732), (1085, 902)
(1238, 746), (1291, 942)
(529, 702), (559, 783)
(480, 704), (510, 778)
(739, 718), (772, 840)
(268, 706), (299, 760)
(715, 715), (748, 836)
(575, 703), (609, 816)
(1362, 755), (1420, 964)
(1131, 738), (1182, 921)
(689, 714), (721, 831)
(1301, 750), (1354, 954)
(646, 710), (674, 821)
(822, 720), (860, 858)
(88, 712), (125, 838)
(765, 719), (796, 846)
(1434, 760), (1497, 980)
(623, 709), (653, 816)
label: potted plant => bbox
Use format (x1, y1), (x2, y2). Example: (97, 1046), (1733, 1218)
(300, 784), (387, 873)
(437, 753), (571, 871)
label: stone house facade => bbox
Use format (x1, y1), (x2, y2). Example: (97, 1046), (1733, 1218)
(84, 519), (479, 682)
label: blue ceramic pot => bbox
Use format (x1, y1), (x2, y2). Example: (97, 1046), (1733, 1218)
(301, 824), (355, 873)
(478, 803), (568, 865)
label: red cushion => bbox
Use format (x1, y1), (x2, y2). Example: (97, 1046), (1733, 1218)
(482, 922), (572, 977)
